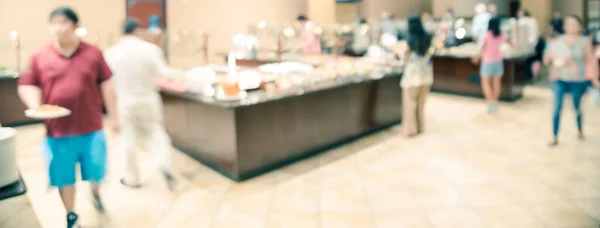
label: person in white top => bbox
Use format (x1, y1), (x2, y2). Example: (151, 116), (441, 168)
(472, 3), (491, 45)
(516, 8), (539, 51)
(104, 18), (181, 190)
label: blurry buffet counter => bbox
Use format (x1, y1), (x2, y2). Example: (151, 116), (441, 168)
(160, 69), (402, 181)
(432, 45), (532, 101)
(0, 73), (33, 127)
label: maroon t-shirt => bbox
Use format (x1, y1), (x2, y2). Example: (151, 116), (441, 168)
(19, 42), (112, 138)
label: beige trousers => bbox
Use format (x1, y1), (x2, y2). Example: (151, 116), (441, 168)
(402, 85), (431, 134)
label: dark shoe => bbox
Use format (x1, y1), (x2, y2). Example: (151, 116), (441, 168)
(66, 212), (79, 228)
(120, 178), (142, 189)
(163, 171), (178, 192)
(92, 194), (106, 213)
(548, 139), (559, 147)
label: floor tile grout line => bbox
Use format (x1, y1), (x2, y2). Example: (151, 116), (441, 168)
(353, 153), (378, 228)
(208, 184), (232, 228)
(262, 175), (278, 228)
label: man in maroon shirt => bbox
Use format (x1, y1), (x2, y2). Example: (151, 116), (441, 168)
(18, 7), (117, 228)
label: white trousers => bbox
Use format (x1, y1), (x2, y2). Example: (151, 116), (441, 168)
(118, 97), (171, 184)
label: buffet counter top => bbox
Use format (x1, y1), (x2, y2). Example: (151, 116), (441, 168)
(0, 72), (19, 80)
(433, 50), (534, 60)
(159, 69), (401, 109)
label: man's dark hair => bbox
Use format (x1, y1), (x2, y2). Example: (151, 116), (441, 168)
(487, 16), (501, 37)
(297, 14), (307, 21)
(406, 14), (432, 56)
(49, 7), (79, 24)
(123, 18), (140, 35)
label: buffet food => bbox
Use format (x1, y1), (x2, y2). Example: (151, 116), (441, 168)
(25, 105), (71, 119)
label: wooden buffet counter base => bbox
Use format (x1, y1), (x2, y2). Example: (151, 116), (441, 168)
(161, 72), (402, 181)
(432, 53), (529, 102)
(0, 75), (38, 127)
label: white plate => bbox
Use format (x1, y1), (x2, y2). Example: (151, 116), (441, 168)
(25, 107), (71, 120)
(215, 90), (247, 101)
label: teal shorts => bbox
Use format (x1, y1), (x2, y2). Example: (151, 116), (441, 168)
(43, 130), (107, 189)
(480, 61), (504, 77)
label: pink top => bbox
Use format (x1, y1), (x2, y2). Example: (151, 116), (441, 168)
(481, 31), (507, 63)
(300, 22), (321, 54)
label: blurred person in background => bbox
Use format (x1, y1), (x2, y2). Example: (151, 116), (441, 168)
(544, 15), (600, 147)
(516, 8), (542, 82)
(516, 9), (539, 50)
(473, 17), (510, 113)
(18, 7), (117, 228)
(440, 8), (458, 47)
(380, 12), (400, 40)
(472, 3), (492, 45)
(295, 14), (321, 55)
(400, 14), (434, 137)
(421, 12), (435, 33)
(550, 11), (564, 36)
(487, 3), (498, 17)
(104, 18), (181, 191)
(345, 18), (370, 57)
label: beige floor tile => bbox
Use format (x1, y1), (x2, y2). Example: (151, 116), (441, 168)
(541, 176), (600, 199)
(266, 212), (320, 228)
(499, 179), (563, 203)
(523, 201), (599, 227)
(426, 208), (486, 228)
(475, 205), (543, 228)
(7, 87), (600, 227)
(271, 181), (319, 213)
(373, 210), (432, 228)
(363, 178), (420, 211)
(219, 189), (274, 215)
(410, 184), (466, 208)
(321, 189), (370, 212)
(573, 198), (600, 220)
(0, 196), (30, 221)
(457, 183), (514, 207)
(321, 211), (376, 228)
(212, 212), (266, 228)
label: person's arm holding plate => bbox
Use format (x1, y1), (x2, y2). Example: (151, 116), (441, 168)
(17, 57), (42, 109)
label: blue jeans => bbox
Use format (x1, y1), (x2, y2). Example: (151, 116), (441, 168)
(552, 81), (590, 137)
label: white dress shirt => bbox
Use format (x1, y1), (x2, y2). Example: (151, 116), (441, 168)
(104, 36), (179, 101)
(472, 12), (491, 44)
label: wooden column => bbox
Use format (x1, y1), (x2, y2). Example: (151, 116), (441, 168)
(308, 0), (336, 25)
(522, 0), (553, 33)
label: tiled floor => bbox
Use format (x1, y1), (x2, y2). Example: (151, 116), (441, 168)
(5, 86), (600, 228)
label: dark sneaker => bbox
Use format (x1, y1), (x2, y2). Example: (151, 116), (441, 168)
(120, 178), (142, 188)
(66, 212), (79, 228)
(163, 171), (178, 192)
(92, 194), (106, 213)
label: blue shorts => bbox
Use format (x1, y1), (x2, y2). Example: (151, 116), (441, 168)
(43, 130), (107, 189)
(480, 61), (504, 77)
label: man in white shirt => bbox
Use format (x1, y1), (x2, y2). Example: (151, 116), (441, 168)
(104, 18), (181, 190)
(472, 3), (491, 45)
(380, 12), (400, 39)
